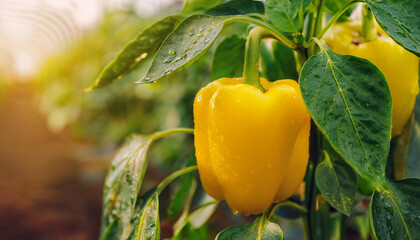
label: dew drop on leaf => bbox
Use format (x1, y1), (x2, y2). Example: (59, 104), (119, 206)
(164, 57), (174, 63)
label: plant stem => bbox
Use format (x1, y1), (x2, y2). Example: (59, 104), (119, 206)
(156, 165), (198, 194)
(304, 121), (322, 240)
(301, 214), (311, 240)
(242, 27), (269, 92)
(319, 198), (331, 240)
(305, 10), (316, 43)
(151, 127), (194, 141)
(305, 0), (360, 48)
(228, 16), (296, 49)
(295, 47), (308, 74)
(340, 214), (348, 240)
(361, 4), (377, 41)
(314, 0), (326, 37)
(268, 201), (308, 219)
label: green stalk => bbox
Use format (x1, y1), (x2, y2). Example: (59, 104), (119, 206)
(267, 200), (310, 239)
(268, 201), (308, 219)
(242, 27), (269, 92)
(361, 4), (377, 41)
(151, 127), (194, 140)
(305, 0), (361, 48)
(305, 10), (316, 43)
(227, 16), (296, 49)
(340, 214), (349, 240)
(319, 198), (331, 240)
(303, 121), (323, 240)
(156, 166), (198, 194)
(314, 0), (326, 37)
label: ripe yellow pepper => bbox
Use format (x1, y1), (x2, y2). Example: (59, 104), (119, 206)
(194, 78), (311, 215)
(323, 21), (419, 136)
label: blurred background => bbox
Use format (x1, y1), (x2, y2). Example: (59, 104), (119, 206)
(0, 0), (209, 239)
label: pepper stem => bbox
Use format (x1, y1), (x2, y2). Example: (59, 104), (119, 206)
(242, 27), (269, 92)
(361, 4), (377, 42)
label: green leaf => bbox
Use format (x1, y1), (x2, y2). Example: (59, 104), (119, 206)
(182, 0), (222, 14)
(132, 192), (160, 240)
(137, 15), (228, 84)
(167, 157), (196, 219)
(185, 196), (218, 229)
(353, 215), (370, 240)
(299, 40), (392, 184)
(265, 0), (310, 32)
(99, 128), (193, 240)
(315, 148), (358, 216)
(212, 35), (246, 79)
(100, 135), (153, 239)
(369, 178), (420, 240)
(127, 166), (198, 240)
(88, 15), (184, 90)
(205, 0), (265, 16)
(365, 0), (420, 57)
(406, 81), (420, 178)
(358, 174), (375, 196)
(216, 216), (283, 240)
(407, 122), (420, 178)
(392, 114), (414, 179)
(173, 194), (218, 236)
(170, 223), (210, 240)
(271, 41), (298, 80)
(260, 40), (298, 81)
(325, 0), (354, 22)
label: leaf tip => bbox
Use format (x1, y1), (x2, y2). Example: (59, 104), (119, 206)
(82, 86), (94, 92)
(135, 77), (155, 85)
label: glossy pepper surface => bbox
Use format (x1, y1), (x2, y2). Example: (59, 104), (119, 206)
(323, 21), (419, 136)
(194, 78), (311, 215)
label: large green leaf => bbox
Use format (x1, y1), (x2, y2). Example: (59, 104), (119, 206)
(365, 0), (420, 57)
(88, 15), (184, 90)
(315, 147), (357, 216)
(182, 0), (222, 14)
(265, 0), (310, 33)
(137, 15), (227, 84)
(370, 178), (420, 240)
(205, 0), (265, 16)
(299, 40), (392, 183)
(137, 14), (295, 84)
(212, 34), (246, 79)
(216, 216), (283, 240)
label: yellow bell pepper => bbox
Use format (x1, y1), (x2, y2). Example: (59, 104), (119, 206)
(323, 21), (419, 136)
(194, 78), (311, 215)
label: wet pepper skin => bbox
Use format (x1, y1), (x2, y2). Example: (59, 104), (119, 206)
(194, 78), (311, 215)
(324, 21), (419, 136)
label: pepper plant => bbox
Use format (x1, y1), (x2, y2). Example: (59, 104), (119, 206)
(88, 0), (420, 239)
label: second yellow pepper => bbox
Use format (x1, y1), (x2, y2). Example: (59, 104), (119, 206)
(194, 78), (310, 215)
